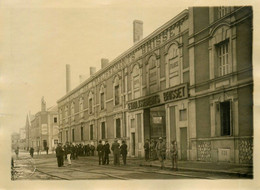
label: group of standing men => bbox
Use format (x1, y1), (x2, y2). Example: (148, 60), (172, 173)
(144, 137), (178, 170)
(97, 139), (128, 166)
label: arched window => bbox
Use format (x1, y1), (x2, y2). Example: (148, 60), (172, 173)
(132, 64), (141, 99)
(79, 97), (84, 118)
(88, 91), (94, 114)
(147, 55), (158, 93)
(113, 75), (121, 106)
(100, 84), (106, 110)
(71, 102), (75, 121)
(166, 43), (180, 87)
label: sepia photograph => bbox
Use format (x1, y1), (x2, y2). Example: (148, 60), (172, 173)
(1, 0), (259, 189)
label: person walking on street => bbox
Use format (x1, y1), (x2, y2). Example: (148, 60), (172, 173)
(103, 140), (111, 165)
(170, 140), (178, 171)
(56, 143), (64, 167)
(97, 140), (104, 165)
(120, 140), (128, 165)
(65, 142), (72, 166)
(46, 146), (49, 155)
(15, 147), (19, 159)
(144, 139), (150, 161)
(156, 137), (166, 169)
(111, 139), (120, 166)
(29, 147), (34, 158)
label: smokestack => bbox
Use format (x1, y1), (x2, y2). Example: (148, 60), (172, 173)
(90, 67), (96, 76)
(101, 58), (109, 69)
(133, 20), (143, 44)
(66, 64), (71, 93)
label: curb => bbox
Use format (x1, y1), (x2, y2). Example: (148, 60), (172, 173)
(139, 163), (253, 178)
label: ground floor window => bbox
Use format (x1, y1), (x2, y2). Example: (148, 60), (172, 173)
(90, 125), (94, 140)
(116, 118), (121, 138)
(72, 129), (75, 142)
(81, 126), (84, 141)
(101, 122), (106, 139)
(66, 130), (68, 142)
(220, 101), (231, 136)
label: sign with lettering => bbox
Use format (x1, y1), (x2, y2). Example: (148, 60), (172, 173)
(128, 83), (188, 110)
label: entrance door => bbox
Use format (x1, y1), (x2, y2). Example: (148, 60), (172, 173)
(43, 140), (47, 150)
(180, 127), (187, 160)
(131, 133), (136, 156)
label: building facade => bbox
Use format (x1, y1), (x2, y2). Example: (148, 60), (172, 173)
(57, 7), (253, 164)
(26, 97), (59, 151)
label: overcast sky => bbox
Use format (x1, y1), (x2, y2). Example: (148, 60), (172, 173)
(0, 0), (259, 135)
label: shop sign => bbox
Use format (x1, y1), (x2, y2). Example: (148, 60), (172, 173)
(128, 83), (188, 110)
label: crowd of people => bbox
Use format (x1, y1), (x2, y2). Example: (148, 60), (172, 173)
(43, 137), (178, 171)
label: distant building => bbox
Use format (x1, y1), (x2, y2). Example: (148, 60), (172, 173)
(57, 7), (253, 164)
(26, 97), (59, 151)
(18, 128), (26, 150)
(11, 132), (20, 150)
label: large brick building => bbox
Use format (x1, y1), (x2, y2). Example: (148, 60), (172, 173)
(57, 7), (253, 164)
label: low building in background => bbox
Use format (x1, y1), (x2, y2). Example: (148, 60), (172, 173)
(57, 7), (253, 164)
(25, 97), (59, 152)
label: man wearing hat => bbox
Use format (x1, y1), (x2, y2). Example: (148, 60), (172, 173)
(56, 143), (64, 167)
(97, 140), (104, 165)
(103, 140), (111, 165)
(111, 139), (120, 166)
(156, 137), (166, 169)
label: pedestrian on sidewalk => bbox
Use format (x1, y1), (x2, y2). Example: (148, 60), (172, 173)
(46, 146), (49, 155)
(29, 147), (34, 158)
(150, 139), (157, 160)
(111, 139), (120, 166)
(65, 142), (72, 166)
(97, 140), (104, 165)
(103, 140), (111, 165)
(170, 140), (178, 171)
(144, 139), (150, 161)
(120, 140), (128, 165)
(156, 137), (166, 169)
(15, 147), (19, 159)
(56, 143), (64, 167)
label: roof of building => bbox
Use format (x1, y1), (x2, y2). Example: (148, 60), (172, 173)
(47, 105), (58, 112)
(57, 9), (189, 103)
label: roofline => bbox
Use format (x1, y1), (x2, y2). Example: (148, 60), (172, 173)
(57, 9), (189, 103)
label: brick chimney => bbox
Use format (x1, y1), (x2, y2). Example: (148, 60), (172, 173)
(133, 20), (143, 44)
(66, 64), (71, 93)
(101, 58), (109, 69)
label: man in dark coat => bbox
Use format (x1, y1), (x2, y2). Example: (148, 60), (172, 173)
(144, 139), (150, 161)
(103, 140), (111, 165)
(29, 147), (34, 158)
(56, 143), (64, 167)
(120, 140), (128, 165)
(156, 137), (166, 169)
(111, 139), (120, 166)
(97, 140), (104, 165)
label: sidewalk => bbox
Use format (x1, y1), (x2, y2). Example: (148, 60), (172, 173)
(129, 157), (253, 178)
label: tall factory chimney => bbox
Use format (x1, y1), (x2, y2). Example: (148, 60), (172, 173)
(133, 20), (143, 44)
(90, 67), (96, 76)
(66, 64), (71, 93)
(101, 58), (109, 69)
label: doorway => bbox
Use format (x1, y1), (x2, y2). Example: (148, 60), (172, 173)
(131, 133), (136, 156)
(43, 140), (47, 150)
(180, 127), (187, 160)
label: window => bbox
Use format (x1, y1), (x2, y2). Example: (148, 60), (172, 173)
(218, 7), (231, 18)
(101, 122), (106, 139)
(59, 109), (62, 123)
(90, 125), (94, 140)
(101, 92), (105, 110)
(54, 117), (57, 123)
(179, 109), (187, 121)
(89, 98), (93, 114)
(71, 102), (75, 121)
(220, 101), (231, 136)
(114, 85), (120, 105)
(166, 44), (180, 87)
(65, 106), (68, 123)
(79, 97), (84, 118)
(132, 64), (141, 99)
(81, 126), (84, 141)
(66, 130), (68, 142)
(72, 129), (75, 142)
(116, 118), (121, 138)
(217, 41), (229, 76)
